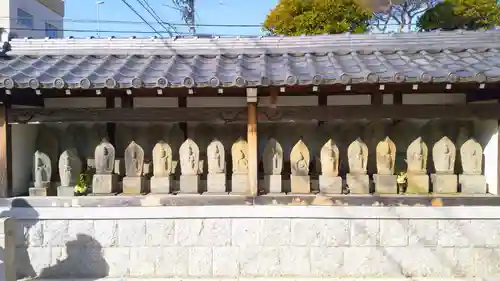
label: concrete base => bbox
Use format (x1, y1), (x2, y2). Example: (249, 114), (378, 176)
(29, 187), (47, 197)
(290, 175), (311, 194)
(180, 175), (199, 194)
(57, 186), (75, 197)
(122, 177), (145, 195)
(406, 174), (430, 194)
(431, 174), (458, 194)
(231, 174), (248, 194)
(319, 175), (342, 194)
(374, 174), (397, 194)
(92, 174), (118, 195)
(207, 173), (227, 193)
(150, 176), (173, 194)
(459, 174), (487, 194)
(264, 175), (282, 194)
(346, 174), (369, 194)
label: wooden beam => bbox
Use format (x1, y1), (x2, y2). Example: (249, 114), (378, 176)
(247, 88), (258, 196)
(9, 103), (500, 124)
(0, 100), (11, 197)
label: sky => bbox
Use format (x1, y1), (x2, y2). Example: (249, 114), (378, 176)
(64, 0), (278, 38)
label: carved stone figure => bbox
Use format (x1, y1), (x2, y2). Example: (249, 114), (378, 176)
(407, 137), (428, 174)
(290, 140), (310, 176)
(320, 139), (339, 177)
(348, 138), (368, 174)
(95, 139), (115, 174)
(180, 139), (200, 175)
(460, 138), (482, 175)
(263, 138), (283, 175)
(124, 141), (145, 177)
(376, 137), (396, 175)
(207, 140), (225, 174)
(33, 150), (51, 187)
(232, 139), (248, 174)
(58, 149), (82, 187)
(153, 141), (173, 177)
(432, 136), (456, 174)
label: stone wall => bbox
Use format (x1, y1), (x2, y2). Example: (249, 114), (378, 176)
(5, 205), (500, 279)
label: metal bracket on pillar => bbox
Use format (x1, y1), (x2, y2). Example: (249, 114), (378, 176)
(246, 88), (258, 103)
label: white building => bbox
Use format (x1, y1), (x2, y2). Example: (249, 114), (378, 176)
(0, 0), (64, 38)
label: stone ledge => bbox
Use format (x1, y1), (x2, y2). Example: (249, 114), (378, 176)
(28, 276), (499, 281)
(5, 205), (500, 220)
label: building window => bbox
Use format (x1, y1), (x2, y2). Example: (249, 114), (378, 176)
(17, 9), (34, 28)
(45, 22), (58, 38)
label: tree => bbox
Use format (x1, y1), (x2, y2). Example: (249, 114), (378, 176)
(371, 0), (436, 33)
(417, 0), (500, 31)
(263, 0), (372, 36)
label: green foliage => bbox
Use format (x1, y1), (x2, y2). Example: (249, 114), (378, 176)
(263, 0), (372, 36)
(74, 167), (92, 195)
(417, 0), (500, 31)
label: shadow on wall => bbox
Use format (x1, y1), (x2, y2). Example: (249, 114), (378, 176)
(0, 198), (109, 279)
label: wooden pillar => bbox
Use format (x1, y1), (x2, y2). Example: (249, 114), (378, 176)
(0, 98), (11, 197)
(247, 88), (258, 196)
(178, 97), (188, 140)
(105, 95), (116, 146)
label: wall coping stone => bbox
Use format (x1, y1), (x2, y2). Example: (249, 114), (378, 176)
(30, 278), (497, 281)
(4, 205), (500, 220)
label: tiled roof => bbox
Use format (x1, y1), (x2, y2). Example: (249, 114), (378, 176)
(1, 30), (500, 89)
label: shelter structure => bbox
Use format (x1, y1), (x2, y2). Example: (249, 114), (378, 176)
(0, 30), (500, 197)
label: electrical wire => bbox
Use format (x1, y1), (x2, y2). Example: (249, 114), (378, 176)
(119, 0), (164, 37)
(135, 0), (178, 36)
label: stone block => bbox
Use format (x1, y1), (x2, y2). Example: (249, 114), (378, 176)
(431, 174), (458, 194)
(86, 158), (95, 169)
(374, 174), (397, 194)
(231, 174), (248, 194)
(143, 162), (152, 176)
(350, 219), (379, 246)
(180, 175), (200, 194)
(189, 247), (213, 276)
(114, 158), (124, 176)
(379, 219), (409, 246)
(150, 176), (173, 194)
(130, 247), (160, 277)
(122, 176), (145, 195)
(291, 219), (350, 246)
(264, 175), (282, 194)
(0, 218), (15, 281)
(175, 219), (231, 246)
(239, 247), (281, 276)
(290, 175), (310, 194)
(103, 247), (130, 277)
(156, 247), (189, 276)
(145, 220), (175, 246)
(213, 247), (239, 277)
(231, 219), (260, 246)
(94, 220), (118, 247)
(319, 175), (342, 194)
(207, 173), (227, 193)
(280, 247), (311, 276)
(92, 174), (118, 194)
(310, 247), (343, 276)
(346, 173), (369, 194)
(261, 219), (291, 246)
(57, 186), (75, 197)
(29, 187), (47, 197)
(459, 174), (487, 194)
(43, 220), (70, 247)
(406, 173), (429, 194)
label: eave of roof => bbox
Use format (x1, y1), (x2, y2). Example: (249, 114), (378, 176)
(0, 30), (499, 90)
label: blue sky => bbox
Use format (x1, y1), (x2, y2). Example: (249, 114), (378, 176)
(64, 0), (278, 37)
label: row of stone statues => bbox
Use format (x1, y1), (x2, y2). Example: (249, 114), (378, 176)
(30, 135), (485, 196)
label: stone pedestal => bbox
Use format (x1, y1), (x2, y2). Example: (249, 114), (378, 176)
(231, 174), (248, 194)
(319, 175), (342, 194)
(92, 174), (118, 195)
(431, 174), (458, 194)
(122, 177), (145, 195)
(207, 173), (227, 193)
(374, 174), (397, 194)
(264, 175), (282, 194)
(459, 174), (487, 194)
(180, 175), (199, 194)
(150, 176), (173, 194)
(57, 186), (75, 197)
(347, 174), (370, 194)
(291, 175), (311, 194)
(29, 187), (47, 197)
(406, 174), (429, 194)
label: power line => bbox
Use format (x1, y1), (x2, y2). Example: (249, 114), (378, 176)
(5, 27), (263, 37)
(119, 0), (164, 37)
(4, 16), (263, 28)
(135, 0), (177, 36)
